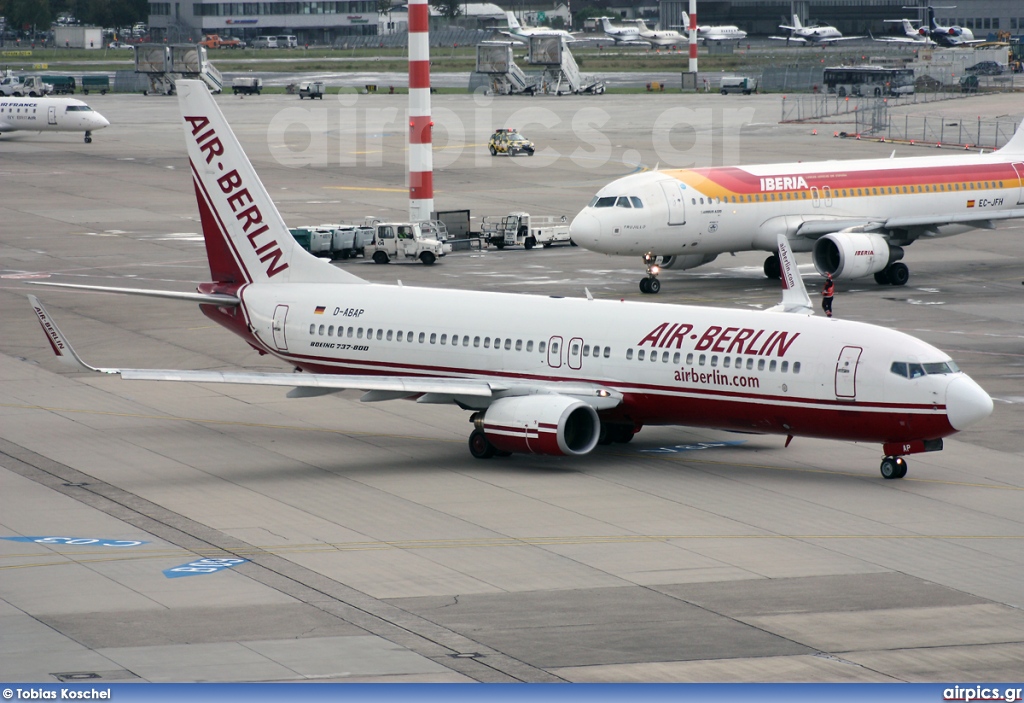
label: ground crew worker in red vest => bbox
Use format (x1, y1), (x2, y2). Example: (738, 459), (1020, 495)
(822, 273), (835, 318)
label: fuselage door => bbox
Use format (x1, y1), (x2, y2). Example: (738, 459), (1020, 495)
(48, 106), (57, 125)
(659, 180), (686, 225)
(567, 337), (583, 370)
(835, 345), (862, 398)
(547, 335), (563, 368)
(1011, 162), (1024, 205)
(272, 304), (289, 352)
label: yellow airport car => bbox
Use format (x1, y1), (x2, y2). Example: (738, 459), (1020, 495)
(488, 128), (535, 156)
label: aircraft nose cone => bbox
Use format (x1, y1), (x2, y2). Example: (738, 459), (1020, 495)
(569, 211), (601, 250)
(946, 375), (993, 431)
(95, 114), (110, 129)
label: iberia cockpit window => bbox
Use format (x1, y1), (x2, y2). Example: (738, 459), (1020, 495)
(615, 197), (632, 207)
(591, 196), (617, 207)
(890, 361), (960, 379)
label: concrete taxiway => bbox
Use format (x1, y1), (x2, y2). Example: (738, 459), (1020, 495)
(1, 91), (1022, 683)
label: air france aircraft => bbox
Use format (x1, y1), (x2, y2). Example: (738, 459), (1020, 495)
(570, 120), (1024, 293)
(679, 12), (747, 42)
(770, 14), (864, 44)
(0, 96), (109, 143)
(27, 80), (993, 480)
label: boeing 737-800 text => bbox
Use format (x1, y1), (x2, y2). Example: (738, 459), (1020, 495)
(28, 81), (992, 479)
(570, 121), (1024, 293)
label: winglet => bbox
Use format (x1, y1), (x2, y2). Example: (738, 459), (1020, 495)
(28, 295), (115, 373)
(769, 235), (815, 315)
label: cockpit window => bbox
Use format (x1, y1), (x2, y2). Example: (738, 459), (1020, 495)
(594, 196), (617, 208)
(615, 197), (632, 208)
(65, 105), (94, 112)
(589, 196), (599, 207)
(891, 360), (959, 378)
(630, 197), (644, 208)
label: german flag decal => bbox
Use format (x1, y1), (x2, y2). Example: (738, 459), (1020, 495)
(314, 306), (326, 315)
(967, 200), (976, 208)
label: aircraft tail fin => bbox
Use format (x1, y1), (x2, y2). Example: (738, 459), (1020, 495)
(769, 234), (815, 315)
(792, 13), (802, 29)
(681, 11), (690, 27)
(997, 120), (1024, 154)
(176, 80), (363, 287)
(506, 11), (521, 30)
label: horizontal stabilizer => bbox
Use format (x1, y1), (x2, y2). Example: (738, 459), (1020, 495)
(27, 281), (240, 305)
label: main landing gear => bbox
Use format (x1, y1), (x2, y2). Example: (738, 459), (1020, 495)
(84, 130), (93, 144)
(873, 262), (909, 286)
(880, 455), (908, 479)
(639, 252), (662, 294)
(764, 254), (781, 279)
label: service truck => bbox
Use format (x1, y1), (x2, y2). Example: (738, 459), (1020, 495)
(479, 212), (573, 250)
(232, 77), (263, 95)
(0, 76), (54, 97)
(364, 222), (450, 265)
(289, 224), (374, 259)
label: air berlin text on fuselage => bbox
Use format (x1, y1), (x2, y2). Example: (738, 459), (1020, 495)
(185, 114), (288, 278)
(760, 176), (809, 192)
(638, 323), (800, 357)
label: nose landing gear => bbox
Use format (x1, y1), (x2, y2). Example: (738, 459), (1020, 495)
(84, 130), (93, 144)
(880, 455), (908, 479)
(639, 253), (662, 294)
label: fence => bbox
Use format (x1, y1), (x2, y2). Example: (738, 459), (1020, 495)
(780, 89), (978, 123)
(854, 112), (1021, 149)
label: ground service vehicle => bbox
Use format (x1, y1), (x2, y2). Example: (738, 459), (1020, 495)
(965, 61), (1003, 75)
(277, 35), (298, 48)
(290, 225), (374, 259)
(42, 76), (76, 94)
(824, 66), (914, 97)
(489, 128), (535, 156)
(81, 75), (109, 95)
(200, 34), (243, 49)
(298, 81), (324, 99)
(232, 77), (263, 95)
(253, 36), (278, 49)
(0, 76), (53, 97)
(719, 76), (757, 95)
(480, 212), (573, 250)
(365, 223), (451, 265)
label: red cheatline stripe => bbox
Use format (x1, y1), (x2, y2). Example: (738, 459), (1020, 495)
(409, 61), (431, 90)
(408, 3), (429, 33)
(409, 115), (432, 145)
(409, 171), (433, 199)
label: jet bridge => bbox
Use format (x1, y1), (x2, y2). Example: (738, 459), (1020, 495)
(528, 36), (605, 95)
(134, 43), (223, 96)
(474, 42), (535, 95)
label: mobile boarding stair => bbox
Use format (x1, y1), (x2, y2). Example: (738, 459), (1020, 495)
(473, 42), (536, 95)
(134, 43), (223, 95)
(529, 37), (605, 95)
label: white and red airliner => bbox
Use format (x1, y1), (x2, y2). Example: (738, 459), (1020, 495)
(28, 81), (993, 479)
(570, 119), (1024, 294)
(0, 96), (109, 143)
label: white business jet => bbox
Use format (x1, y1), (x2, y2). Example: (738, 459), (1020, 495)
(770, 14), (865, 44)
(679, 12), (747, 42)
(27, 80), (992, 479)
(570, 121), (1024, 293)
(627, 19), (688, 48)
(0, 96), (109, 143)
(872, 19), (935, 45)
(597, 17), (643, 45)
(498, 11), (577, 44)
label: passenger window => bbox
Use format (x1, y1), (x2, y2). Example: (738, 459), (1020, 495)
(615, 197), (632, 208)
(630, 197), (643, 208)
(793, 362), (800, 373)
(348, 327), (354, 338)
(450, 334), (457, 345)
(583, 345), (590, 356)
(386, 330), (393, 341)
(516, 339), (523, 351)
(746, 358), (753, 370)
(484, 337), (491, 348)
(662, 351), (669, 363)
(462, 336), (469, 347)
(408, 331), (414, 342)
(572, 343), (580, 355)
(396, 330), (403, 342)
(698, 354), (706, 366)
(551, 342), (559, 354)
(603, 347), (610, 358)
(328, 326), (334, 336)
(758, 359), (765, 370)
(638, 349), (646, 361)
(626, 349), (634, 360)
(769, 360), (777, 372)
(781, 361), (789, 373)
(309, 324), (315, 335)
(539, 341), (546, 353)
(527, 340), (534, 352)
(376, 329), (383, 340)
(723, 357), (731, 368)
(418, 332), (425, 343)
(504, 339), (512, 351)
(686, 353), (693, 365)
(650, 352), (657, 363)
(318, 325), (325, 335)
(673, 352), (680, 364)
(474, 336), (480, 347)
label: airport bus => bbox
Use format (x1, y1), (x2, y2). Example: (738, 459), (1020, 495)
(824, 66), (915, 97)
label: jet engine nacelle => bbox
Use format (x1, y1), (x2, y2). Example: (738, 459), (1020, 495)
(812, 232), (890, 279)
(660, 253), (718, 271)
(478, 395), (600, 456)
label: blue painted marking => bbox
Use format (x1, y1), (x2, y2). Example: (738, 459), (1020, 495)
(164, 558), (248, 579)
(641, 440), (746, 454)
(2, 536), (149, 547)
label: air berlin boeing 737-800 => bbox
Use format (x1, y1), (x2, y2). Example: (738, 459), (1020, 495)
(28, 81), (992, 479)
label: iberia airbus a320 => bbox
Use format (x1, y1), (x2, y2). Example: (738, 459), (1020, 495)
(28, 81), (992, 480)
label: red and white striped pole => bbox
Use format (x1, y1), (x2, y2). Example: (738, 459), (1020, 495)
(408, 0), (433, 222)
(688, 0), (698, 74)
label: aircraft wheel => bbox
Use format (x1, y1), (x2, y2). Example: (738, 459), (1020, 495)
(84, 136), (92, 143)
(648, 277), (661, 294)
(372, 251), (389, 265)
(639, 278), (651, 294)
(880, 456), (907, 479)
(469, 429), (496, 459)
(874, 269), (890, 285)
(419, 251), (436, 265)
(887, 262), (909, 286)
(764, 254), (781, 279)
(597, 424), (614, 445)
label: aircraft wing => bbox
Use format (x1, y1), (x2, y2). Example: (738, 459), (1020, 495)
(871, 34), (931, 44)
(495, 31), (527, 43)
(819, 35), (867, 42)
(29, 295), (622, 410)
(769, 35), (807, 43)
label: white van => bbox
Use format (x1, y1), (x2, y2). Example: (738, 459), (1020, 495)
(277, 35), (298, 48)
(719, 76), (757, 95)
(253, 35), (278, 49)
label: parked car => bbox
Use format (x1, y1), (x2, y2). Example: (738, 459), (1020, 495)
(276, 35), (298, 48)
(252, 35), (278, 49)
(965, 61), (1004, 76)
(488, 128), (535, 156)
(960, 75), (979, 93)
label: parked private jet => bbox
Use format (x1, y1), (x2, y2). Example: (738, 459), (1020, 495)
(872, 19), (936, 45)
(679, 12), (747, 42)
(917, 6), (981, 47)
(0, 96), (109, 143)
(770, 14), (865, 44)
(498, 11), (578, 44)
(27, 80), (992, 479)
(627, 19), (688, 48)
(597, 17), (643, 45)
(570, 121), (1024, 292)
